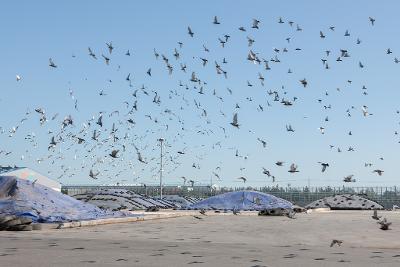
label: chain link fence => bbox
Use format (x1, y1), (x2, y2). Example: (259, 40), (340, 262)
(62, 185), (400, 209)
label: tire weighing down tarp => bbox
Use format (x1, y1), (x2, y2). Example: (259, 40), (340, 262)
(0, 176), (128, 223)
(189, 190), (293, 211)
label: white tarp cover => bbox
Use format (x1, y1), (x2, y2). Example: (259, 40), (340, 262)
(0, 167), (61, 192)
(0, 176), (128, 223)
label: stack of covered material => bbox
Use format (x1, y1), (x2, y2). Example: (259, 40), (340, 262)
(0, 176), (126, 223)
(188, 191), (293, 211)
(162, 195), (201, 208)
(74, 189), (177, 211)
(306, 194), (383, 210)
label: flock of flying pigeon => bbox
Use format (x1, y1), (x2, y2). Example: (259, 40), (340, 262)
(0, 15), (397, 187)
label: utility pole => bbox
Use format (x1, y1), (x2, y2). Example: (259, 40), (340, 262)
(210, 175), (213, 196)
(158, 138), (165, 199)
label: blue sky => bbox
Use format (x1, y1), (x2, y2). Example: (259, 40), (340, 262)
(1, 1), (400, 187)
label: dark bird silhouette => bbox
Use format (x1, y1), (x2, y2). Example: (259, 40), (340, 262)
(109, 149), (119, 158)
(237, 176), (247, 183)
(330, 239), (343, 247)
(343, 175), (356, 183)
(230, 113), (239, 128)
(49, 58), (57, 68)
(102, 54), (110, 65)
(188, 26), (194, 37)
(300, 78), (308, 87)
(369, 17), (375, 26)
(377, 218), (391, 230)
(371, 210), (381, 220)
(213, 16), (220, 25)
(89, 170), (100, 179)
(252, 19), (260, 29)
(88, 47), (97, 59)
(106, 42), (114, 54)
(288, 164), (299, 173)
(373, 169), (384, 176)
(318, 162), (329, 172)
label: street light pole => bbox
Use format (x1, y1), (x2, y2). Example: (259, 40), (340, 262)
(158, 138), (165, 199)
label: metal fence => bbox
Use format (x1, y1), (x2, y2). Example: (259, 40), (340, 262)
(62, 185), (400, 209)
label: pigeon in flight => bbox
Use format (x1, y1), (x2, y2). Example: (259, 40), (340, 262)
(102, 54), (110, 65)
(88, 47), (97, 59)
(372, 169), (384, 176)
(213, 16), (220, 25)
(188, 26), (194, 37)
(89, 170), (100, 179)
(286, 124), (294, 132)
(96, 114), (103, 127)
(181, 176), (187, 185)
(48, 136), (57, 150)
(252, 19), (260, 29)
(106, 42), (114, 54)
(237, 176), (247, 183)
(190, 72), (198, 82)
(49, 58), (57, 68)
(288, 164), (299, 173)
(230, 113), (239, 128)
(369, 17), (375, 26)
(262, 168), (271, 177)
(109, 149), (119, 158)
(137, 151), (147, 164)
(318, 162), (329, 172)
(299, 78), (308, 87)
(257, 138), (267, 148)
(343, 175), (356, 182)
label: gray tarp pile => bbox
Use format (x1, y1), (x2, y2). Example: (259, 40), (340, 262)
(306, 194), (383, 210)
(188, 190), (293, 211)
(162, 195), (202, 208)
(74, 189), (178, 211)
(0, 176), (127, 223)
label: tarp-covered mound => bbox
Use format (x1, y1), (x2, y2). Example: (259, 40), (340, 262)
(188, 191), (293, 211)
(162, 195), (201, 208)
(306, 194), (383, 210)
(74, 189), (177, 211)
(0, 176), (127, 223)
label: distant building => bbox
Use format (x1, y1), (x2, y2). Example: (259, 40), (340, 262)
(0, 166), (61, 192)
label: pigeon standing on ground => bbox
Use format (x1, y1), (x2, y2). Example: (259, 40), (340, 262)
(330, 240), (343, 247)
(371, 210), (381, 220)
(377, 218), (391, 230)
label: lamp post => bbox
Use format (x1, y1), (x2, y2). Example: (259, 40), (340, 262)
(158, 138), (165, 199)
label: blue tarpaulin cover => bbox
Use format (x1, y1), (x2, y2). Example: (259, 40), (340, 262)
(189, 190), (293, 211)
(0, 176), (128, 223)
